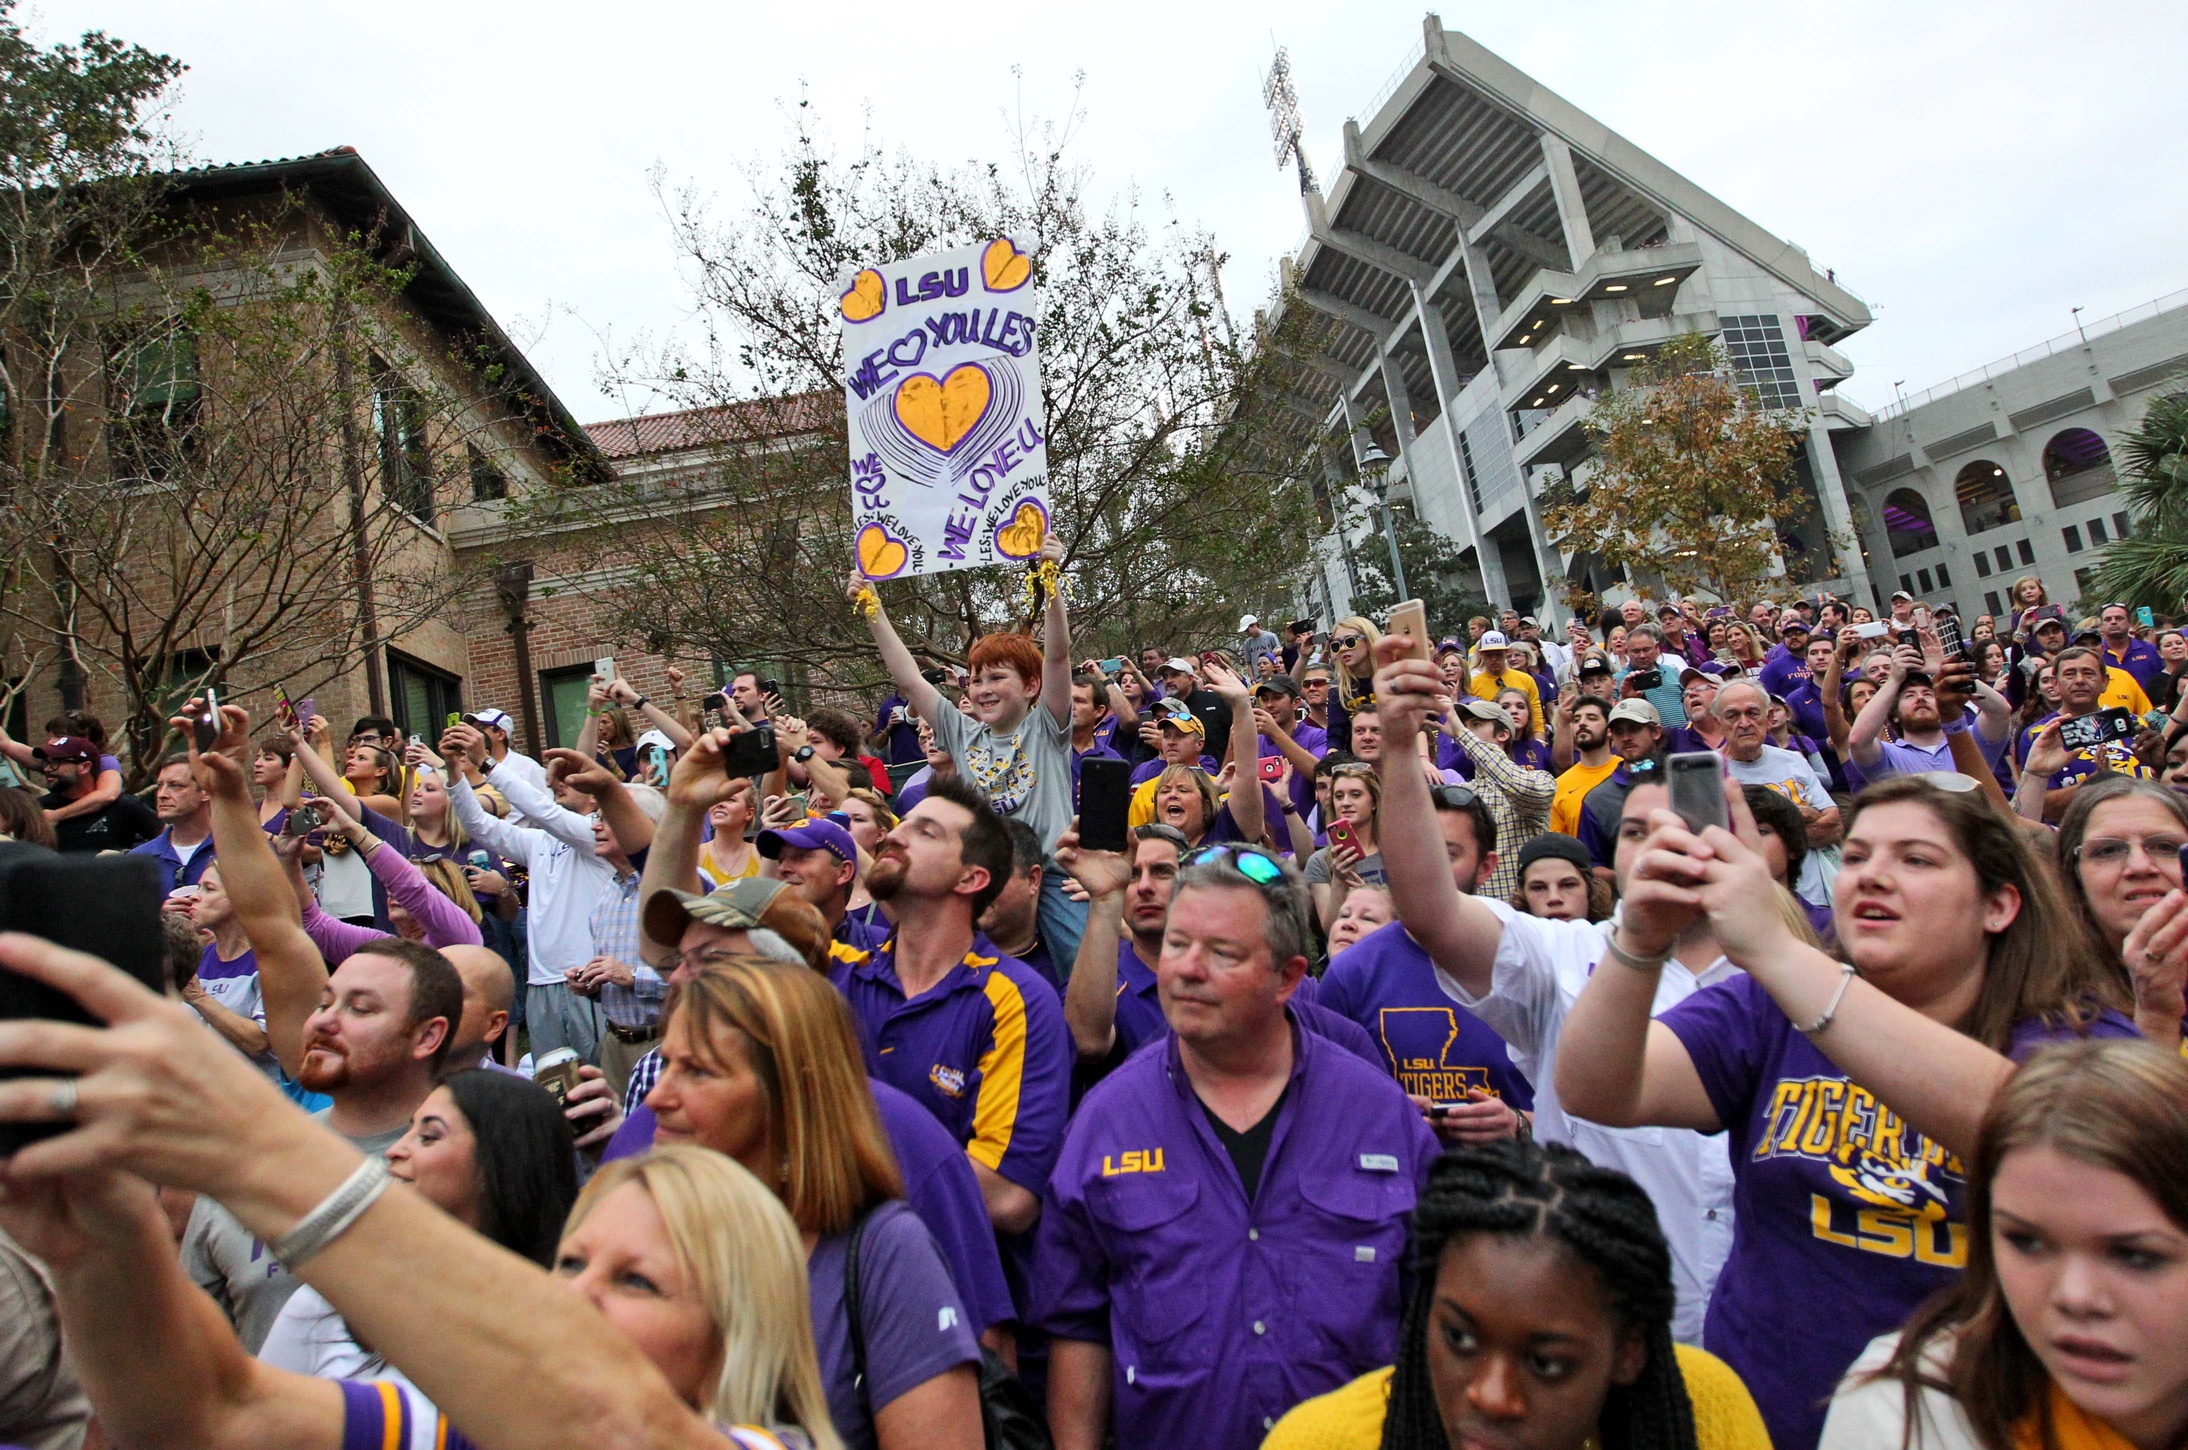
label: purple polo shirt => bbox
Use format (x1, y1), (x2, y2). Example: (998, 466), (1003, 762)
(2104, 636), (2166, 697)
(603, 1081), (1015, 1339)
(1315, 921), (1534, 1109)
(1129, 752), (1217, 786)
(129, 827), (215, 894)
(832, 935), (1072, 1197)
(1031, 1015), (1439, 1450)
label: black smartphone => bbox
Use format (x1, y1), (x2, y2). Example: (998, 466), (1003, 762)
(0, 850), (165, 1154)
(1897, 629), (1921, 651)
(193, 687), (220, 752)
(757, 678), (784, 703)
(1286, 618), (1315, 637)
(1626, 668), (1662, 694)
(719, 725), (777, 776)
(1667, 751), (1729, 835)
(2058, 707), (2135, 752)
(1078, 757), (1132, 854)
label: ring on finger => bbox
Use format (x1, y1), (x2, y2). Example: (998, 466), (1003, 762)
(46, 1079), (78, 1118)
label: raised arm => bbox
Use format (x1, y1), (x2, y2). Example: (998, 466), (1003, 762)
(1821, 634), (1858, 755)
(850, 571), (945, 727)
(0, 939), (731, 1450)
(542, 749), (657, 858)
(317, 795), (481, 949)
(1846, 646), (1912, 768)
(441, 725), (593, 852)
(1369, 643), (1509, 999)
(1203, 662), (1262, 844)
(193, 704), (327, 1079)
(637, 730), (754, 962)
(1038, 535), (1074, 729)
(1054, 827), (1128, 1060)
(605, 679), (696, 753)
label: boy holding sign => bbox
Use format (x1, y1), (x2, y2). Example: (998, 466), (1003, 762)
(847, 533), (1086, 967)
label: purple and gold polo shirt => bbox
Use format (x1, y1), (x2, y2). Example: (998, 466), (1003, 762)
(832, 933), (1073, 1198)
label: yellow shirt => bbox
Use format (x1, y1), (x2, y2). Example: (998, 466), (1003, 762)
(1470, 668), (1545, 736)
(1262, 1344), (1772, 1450)
(1551, 757), (1622, 838)
(2101, 666), (2151, 717)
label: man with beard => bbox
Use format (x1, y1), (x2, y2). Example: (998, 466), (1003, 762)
(1549, 696), (1618, 838)
(831, 774), (1073, 1235)
(173, 696), (466, 1349)
(1847, 638), (2012, 783)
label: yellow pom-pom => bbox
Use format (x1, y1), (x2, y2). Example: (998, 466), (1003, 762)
(849, 582), (881, 620)
(1023, 557), (1065, 614)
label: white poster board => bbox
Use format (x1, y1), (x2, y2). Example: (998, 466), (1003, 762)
(839, 236), (1049, 580)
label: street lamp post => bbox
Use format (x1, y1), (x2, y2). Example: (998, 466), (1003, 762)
(1359, 443), (1408, 601)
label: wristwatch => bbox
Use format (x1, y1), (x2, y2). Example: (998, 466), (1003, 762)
(792, 745), (817, 763)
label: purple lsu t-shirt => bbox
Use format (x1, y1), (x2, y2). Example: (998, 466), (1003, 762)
(808, 1200), (982, 1450)
(603, 1083), (1014, 1342)
(1313, 922), (1533, 1109)
(1661, 972), (2137, 1450)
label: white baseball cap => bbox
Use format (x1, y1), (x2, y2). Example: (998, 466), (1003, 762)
(467, 708), (513, 732)
(634, 729), (676, 753)
(1238, 613), (1261, 631)
(1477, 631), (1510, 649)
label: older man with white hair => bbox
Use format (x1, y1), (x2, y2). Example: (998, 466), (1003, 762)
(1713, 677), (1840, 914)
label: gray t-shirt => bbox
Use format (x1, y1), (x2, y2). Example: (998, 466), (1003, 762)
(0, 1229), (90, 1450)
(1304, 846), (1388, 888)
(181, 1113), (408, 1353)
(1721, 744), (1837, 908)
(926, 701), (1074, 851)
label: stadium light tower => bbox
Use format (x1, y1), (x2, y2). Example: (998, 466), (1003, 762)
(1263, 48), (1317, 195)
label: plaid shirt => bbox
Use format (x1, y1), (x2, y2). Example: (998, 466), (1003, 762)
(588, 864), (664, 1032)
(624, 1046), (663, 1114)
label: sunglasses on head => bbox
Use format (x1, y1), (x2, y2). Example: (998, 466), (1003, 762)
(1189, 843), (1285, 884)
(1428, 784), (1479, 810)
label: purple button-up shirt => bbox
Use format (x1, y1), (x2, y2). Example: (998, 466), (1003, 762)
(2104, 636), (2167, 698)
(1032, 1013), (1438, 1450)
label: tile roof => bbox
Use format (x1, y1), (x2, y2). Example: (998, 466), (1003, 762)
(584, 390), (839, 460)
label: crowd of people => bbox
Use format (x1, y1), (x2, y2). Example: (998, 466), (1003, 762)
(0, 565), (2186, 1450)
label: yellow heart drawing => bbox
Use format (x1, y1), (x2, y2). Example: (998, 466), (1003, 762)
(893, 364), (992, 453)
(981, 238), (1032, 293)
(856, 523), (909, 579)
(840, 268), (886, 323)
(994, 501), (1046, 559)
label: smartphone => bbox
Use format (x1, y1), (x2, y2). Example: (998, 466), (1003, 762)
(593, 656), (617, 682)
(282, 803), (323, 837)
(1853, 621), (1891, 641)
(0, 851), (165, 1154)
(1287, 618), (1314, 637)
(1258, 755), (1284, 783)
(532, 1047), (583, 1111)
(1097, 658), (1125, 675)
(1897, 629), (1921, 651)
(272, 682), (295, 727)
(699, 690), (729, 715)
(1386, 599), (1432, 664)
(444, 711), (462, 729)
(193, 688), (220, 752)
(1626, 668), (1662, 695)
(1667, 751), (1729, 835)
(1200, 651), (1220, 667)
(2058, 707), (2136, 752)
(1078, 756), (1131, 853)
(1934, 614), (1965, 661)
(2138, 606), (2156, 628)
(719, 725), (778, 776)
(1328, 818), (1360, 855)
(296, 697), (315, 727)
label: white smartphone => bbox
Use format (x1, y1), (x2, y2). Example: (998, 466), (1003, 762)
(593, 656), (617, 682)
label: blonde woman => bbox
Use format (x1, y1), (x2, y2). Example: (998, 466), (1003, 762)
(697, 783), (761, 890)
(645, 961), (984, 1450)
(0, 936), (846, 1450)
(1316, 614), (1382, 754)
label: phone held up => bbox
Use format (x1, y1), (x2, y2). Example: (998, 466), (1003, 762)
(2057, 707), (2136, 753)
(0, 851), (165, 1154)
(193, 688), (221, 752)
(1078, 758), (1131, 854)
(1385, 599), (1432, 664)
(718, 725), (777, 777)
(1667, 751), (1729, 836)
(1327, 818), (1361, 857)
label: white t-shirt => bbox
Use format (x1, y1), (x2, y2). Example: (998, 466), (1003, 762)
(1721, 743), (1838, 908)
(1819, 1331), (1981, 1450)
(258, 1284), (386, 1379)
(1439, 898), (1739, 1343)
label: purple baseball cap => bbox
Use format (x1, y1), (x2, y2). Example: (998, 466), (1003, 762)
(756, 817), (857, 864)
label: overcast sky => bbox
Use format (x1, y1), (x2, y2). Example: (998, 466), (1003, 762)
(37, 0), (2188, 424)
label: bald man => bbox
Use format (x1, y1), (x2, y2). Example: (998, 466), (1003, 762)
(442, 945), (516, 1070)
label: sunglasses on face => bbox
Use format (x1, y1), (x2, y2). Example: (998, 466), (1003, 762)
(1330, 634), (1366, 649)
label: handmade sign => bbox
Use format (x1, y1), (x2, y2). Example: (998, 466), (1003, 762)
(840, 236), (1048, 580)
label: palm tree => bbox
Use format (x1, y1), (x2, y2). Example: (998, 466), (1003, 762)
(2091, 387), (2188, 612)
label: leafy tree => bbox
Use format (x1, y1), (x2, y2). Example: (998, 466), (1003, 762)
(2089, 385), (2188, 615)
(1540, 332), (1812, 603)
(507, 89), (1322, 690)
(1339, 500), (1492, 636)
(0, 7), (528, 776)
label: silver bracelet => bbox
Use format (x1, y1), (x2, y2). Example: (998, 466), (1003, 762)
(1602, 931), (1672, 973)
(1797, 961), (1860, 1036)
(269, 1156), (392, 1270)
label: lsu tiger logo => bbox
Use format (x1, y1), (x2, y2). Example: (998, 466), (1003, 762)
(929, 1064), (968, 1099)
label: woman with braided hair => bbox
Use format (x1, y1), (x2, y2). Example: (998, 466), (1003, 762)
(1262, 1138), (1769, 1450)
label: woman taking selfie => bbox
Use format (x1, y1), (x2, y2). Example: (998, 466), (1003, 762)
(0, 936), (842, 1450)
(1821, 1039), (2188, 1450)
(1264, 1139), (1770, 1450)
(2052, 775), (2188, 1051)
(1555, 775), (2135, 1450)
(259, 1069), (579, 1379)
(642, 959), (984, 1450)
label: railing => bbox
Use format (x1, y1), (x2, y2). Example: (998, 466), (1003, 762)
(1871, 288), (2188, 422)
(1357, 39), (1426, 127)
